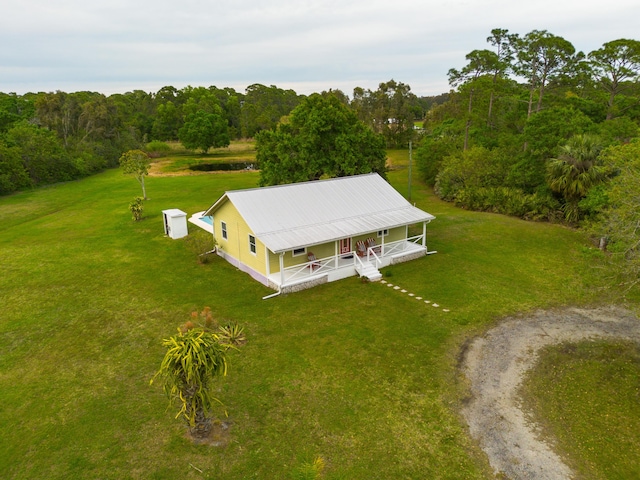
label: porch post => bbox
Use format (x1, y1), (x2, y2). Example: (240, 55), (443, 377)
(279, 252), (285, 286)
(422, 222), (427, 248)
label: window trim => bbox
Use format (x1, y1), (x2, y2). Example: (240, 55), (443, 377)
(377, 229), (389, 238)
(292, 247), (307, 257)
(221, 221), (228, 240)
(248, 234), (257, 255)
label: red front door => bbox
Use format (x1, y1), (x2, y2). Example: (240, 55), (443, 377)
(339, 238), (352, 255)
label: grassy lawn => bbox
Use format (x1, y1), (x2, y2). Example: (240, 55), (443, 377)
(520, 341), (640, 479)
(0, 146), (636, 479)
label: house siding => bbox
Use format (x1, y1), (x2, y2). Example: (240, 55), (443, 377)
(302, 242), (335, 261)
(386, 226), (405, 243)
(267, 241), (336, 272)
(214, 200), (267, 277)
(352, 226), (404, 248)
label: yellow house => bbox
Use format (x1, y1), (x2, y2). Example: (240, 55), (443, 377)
(189, 173), (435, 296)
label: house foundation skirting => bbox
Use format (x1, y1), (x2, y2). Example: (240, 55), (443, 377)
(390, 250), (426, 265)
(217, 250), (270, 287)
(270, 275), (329, 294)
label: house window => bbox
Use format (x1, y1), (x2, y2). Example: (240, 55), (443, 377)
(377, 229), (389, 237)
(249, 234), (256, 254)
(221, 221), (227, 240)
(292, 247), (306, 257)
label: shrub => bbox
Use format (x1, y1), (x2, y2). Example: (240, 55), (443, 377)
(145, 140), (172, 158)
(453, 186), (558, 220)
(72, 150), (107, 176)
(415, 135), (460, 186)
(218, 321), (246, 346)
(292, 456), (325, 480)
(434, 146), (509, 201)
(129, 197), (144, 221)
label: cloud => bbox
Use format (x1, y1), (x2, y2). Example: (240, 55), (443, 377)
(1, 0), (639, 96)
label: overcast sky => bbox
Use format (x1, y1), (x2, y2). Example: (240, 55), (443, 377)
(2, 0), (639, 98)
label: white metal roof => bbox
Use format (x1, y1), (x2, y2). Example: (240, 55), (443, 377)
(204, 173), (435, 253)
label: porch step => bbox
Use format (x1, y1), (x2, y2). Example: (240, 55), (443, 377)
(359, 263), (382, 282)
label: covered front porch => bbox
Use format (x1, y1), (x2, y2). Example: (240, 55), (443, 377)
(267, 234), (430, 292)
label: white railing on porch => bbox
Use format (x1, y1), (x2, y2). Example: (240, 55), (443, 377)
(363, 248), (382, 267)
(379, 234), (424, 257)
(280, 253), (340, 285)
(354, 252), (370, 273)
(278, 234), (425, 286)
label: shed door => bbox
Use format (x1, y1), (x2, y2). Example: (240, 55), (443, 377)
(163, 212), (170, 235)
(339, 238), (351, 254)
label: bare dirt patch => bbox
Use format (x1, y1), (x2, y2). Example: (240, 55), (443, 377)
(460, 306), (640, 479)
(186, 419), (233, 447)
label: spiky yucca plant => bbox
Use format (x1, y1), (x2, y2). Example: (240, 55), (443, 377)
(218, 321), (246, 346)
(152, 328), (229, 439)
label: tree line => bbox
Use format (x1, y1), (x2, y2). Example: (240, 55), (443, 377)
(0, 81), (437, 195)
(414, 29), (639, 223)
(0, 85), (297, 194)
(414, 29), (640, 289)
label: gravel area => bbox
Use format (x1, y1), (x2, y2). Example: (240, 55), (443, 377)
(460, 306), (640, 479)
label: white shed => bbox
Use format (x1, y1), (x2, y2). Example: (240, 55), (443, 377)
(162, 209), (188, 239)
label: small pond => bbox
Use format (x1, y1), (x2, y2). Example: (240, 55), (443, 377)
(189, 162), (256, 172)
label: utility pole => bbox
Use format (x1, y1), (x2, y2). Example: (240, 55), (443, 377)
(408, 140), (412, 201)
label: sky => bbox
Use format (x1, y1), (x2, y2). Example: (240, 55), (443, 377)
(2, 0), (639, 98)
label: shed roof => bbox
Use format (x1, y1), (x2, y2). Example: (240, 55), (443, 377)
(204, 173), (435, 253)
(162, 208), (187, 217)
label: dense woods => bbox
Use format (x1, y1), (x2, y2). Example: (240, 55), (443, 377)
(417, 30), (640, 224)
(416, 29), (640, 288)
(0, 85), (304, 194)
(0, 81), (438, 195)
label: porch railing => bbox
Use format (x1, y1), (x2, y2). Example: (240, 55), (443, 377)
(365, 248), (382, 267)
(354, 252), (379, 275)
(278, 234), (426, 286)
(380, 234), (424, 257)
(280, 253), (339, 285)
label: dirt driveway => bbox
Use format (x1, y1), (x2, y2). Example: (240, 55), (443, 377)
(460, 306), (640, 479)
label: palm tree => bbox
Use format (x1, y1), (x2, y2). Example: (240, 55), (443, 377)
(152, 326), (230, 439)
(546, 134), (607, 222)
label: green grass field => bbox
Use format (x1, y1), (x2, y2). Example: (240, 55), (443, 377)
(521, 341), (640, 479)
(0, 146), (637, 479)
